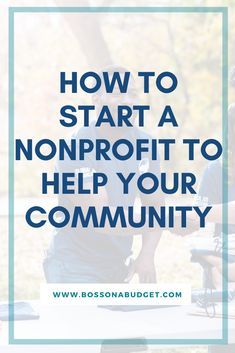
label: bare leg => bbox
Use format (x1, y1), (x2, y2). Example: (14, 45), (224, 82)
(202, 255), (235, 290)
(211, 266), (222, 289)
(203, 255), (222, 270)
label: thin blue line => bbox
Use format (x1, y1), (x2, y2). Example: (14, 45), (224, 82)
(222, 7), (229, 344)
(9, 338), (227, 345)
(8, 8), (15, 344)
(9, 6), (226, 13)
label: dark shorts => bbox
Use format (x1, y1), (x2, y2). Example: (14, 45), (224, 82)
(43, 253), (130, 283)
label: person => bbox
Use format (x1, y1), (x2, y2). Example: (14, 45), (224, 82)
(178, 103), (235, 291)
(43, 65), (164, 284)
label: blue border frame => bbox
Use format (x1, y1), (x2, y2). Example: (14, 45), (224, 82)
(8, 6), (228, 345)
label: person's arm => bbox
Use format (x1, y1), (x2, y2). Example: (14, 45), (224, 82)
(169, 200), (235, 237)
(168, 210), (200, 236)
(192, 201), (235, 224)
(125, 191), (164, 283)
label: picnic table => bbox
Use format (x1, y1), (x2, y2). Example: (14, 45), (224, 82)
(0, 302), (234, 352)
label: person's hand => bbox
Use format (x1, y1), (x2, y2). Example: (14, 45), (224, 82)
(125, 254), (156, 283)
